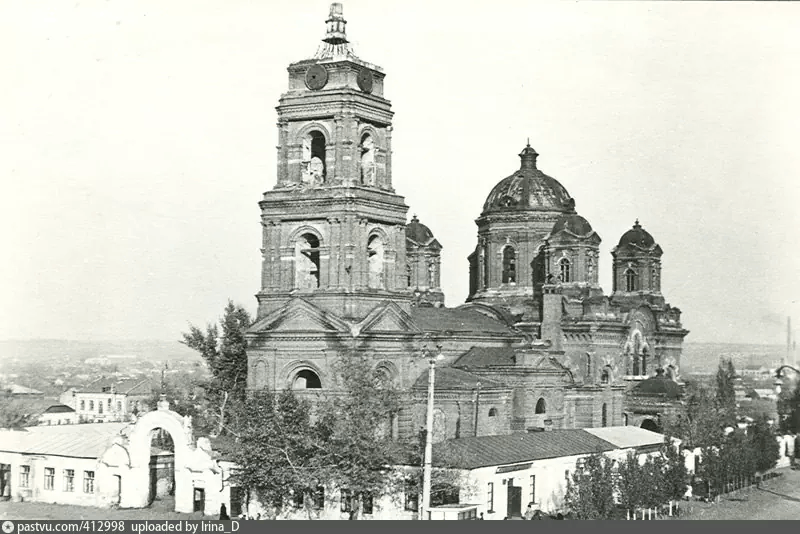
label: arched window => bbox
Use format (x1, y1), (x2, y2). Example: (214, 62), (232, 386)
(488, 408), (498, 417)
(535, 398), (546, 414)
(360, 134), (377, 186)
(502, 246), (516, 284)
(367, 234), (385, 289)
(623, 413), (629, 426)
(558, 258), (571, 283)
(641, 348), (648, 376)
(625, 268), (637, 292)
(601, 403), (608, 427)
(406, 265), (412, 288)
(586, 353), (592, 379)
(301, 131), (327, 185)
(292, 369), (322, 390)
(295, 233), (321, 289)
(601, 368), (610, 385)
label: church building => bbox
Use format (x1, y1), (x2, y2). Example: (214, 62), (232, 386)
(244, 4), (689, 440)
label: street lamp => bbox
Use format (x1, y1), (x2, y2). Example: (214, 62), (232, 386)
(420, 346), (444, 521)
(773, 365), (800, 396)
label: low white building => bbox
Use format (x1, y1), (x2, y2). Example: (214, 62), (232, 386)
(424, 426), (666, 519)
(39, 404), (79, 426)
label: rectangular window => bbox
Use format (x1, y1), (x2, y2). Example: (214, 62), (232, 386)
(117, 401), (122, 412)
(487, 482), (494, 512)
(64, 469), (75, 492)
(80, 400), (85, 411)
(107, 398), (112, 409)
(340, 489), (352, 513)
(44, 468), (54, 490)
(292, 488), (304, 508)
(84, 471), (95, 494)
(20, 465), (30, 488)
(362, 493), (373, 515)
(89, 400), (94, 411)
(404, 480), (419, 512)
(313, 486), (324, 510)
(530, 475), (536, 504)
(98, 402), (103, 414)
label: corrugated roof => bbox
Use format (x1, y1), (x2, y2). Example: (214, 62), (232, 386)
(412, 367), (505, 391)
(453, 346), (516, 367)
(0, 423), (130, 459)
(432, 429), (616, 469)
(408, 308), (513, 335)
(583, 426), (665, 450)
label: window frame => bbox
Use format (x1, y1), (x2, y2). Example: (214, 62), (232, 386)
(487, 482), (494, 513)
(84, 470), (95, 494)
(20, 465), (30, 488)
(63, 469), (75, 492)
(44, 467), (55, 491)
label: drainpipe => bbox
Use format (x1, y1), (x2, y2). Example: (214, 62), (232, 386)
(474, 382), (481, 437)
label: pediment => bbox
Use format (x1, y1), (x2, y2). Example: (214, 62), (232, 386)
(247, 298), (350, 334)
(354, 301), (422, 335)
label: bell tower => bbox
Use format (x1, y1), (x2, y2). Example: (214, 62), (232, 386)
(256, 3), (411, 321)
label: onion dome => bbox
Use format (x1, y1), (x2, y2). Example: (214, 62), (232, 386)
(618, 219), (655, 249)
(482, 143), (575, 215)
(631, 368), (682, 399)
(551, 213), (594, 237)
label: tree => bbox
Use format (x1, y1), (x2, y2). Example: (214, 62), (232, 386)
(312, 353), (404, 519)
(778, 382), (800, 434)
(615, 451), (644, 514)
(661, 438), (689, 503)
(749, 415), (780, 474)
(230, 390), (323, 519)
(714, 358), (738, 427)
(181, 300), (251, 435)
(564, 454), (616, 519)
(663, 382), (724, 449)
(0, 388), (37, 429)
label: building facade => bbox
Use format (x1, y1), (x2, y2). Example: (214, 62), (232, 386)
(244, 3), (689, 441)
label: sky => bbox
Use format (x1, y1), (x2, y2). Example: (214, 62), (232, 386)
(2, 0), (799, 345)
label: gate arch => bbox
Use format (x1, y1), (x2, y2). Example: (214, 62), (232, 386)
(121, 399), (195, 512)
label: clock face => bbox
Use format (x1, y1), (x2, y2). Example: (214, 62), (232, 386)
(357, 68), (374, 93)
(305, 64), (328, 91)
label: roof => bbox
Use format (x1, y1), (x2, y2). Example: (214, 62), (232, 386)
(5, 384), (44, 395)
(550, 213), (594, 237)
(80, 377), (152, 395)
(43, 404), (76, 414)
(482, 145), (574, 216)
(406, 215), (440, 249)
(630, 370), (683, 399)
(408, 307), (513, 335)
(412, 367), (505, 391)
(583, 426), (666, 450)
(453, 346), (516, 367)
(432, 429), (616, 469)
(617, 220), (656, 249)
(0, 423), (130, 459)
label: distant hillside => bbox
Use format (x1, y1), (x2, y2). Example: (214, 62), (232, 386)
(0, 339), (201, 365)
(682, 342), (793, 374)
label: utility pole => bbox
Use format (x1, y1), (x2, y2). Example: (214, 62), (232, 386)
(420, 347), (443, 521)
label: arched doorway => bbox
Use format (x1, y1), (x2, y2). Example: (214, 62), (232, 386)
(641, 418), (659, 432)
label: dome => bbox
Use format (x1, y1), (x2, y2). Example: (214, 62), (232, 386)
(406, 215), (436, 246)
(618, 219), (655, 248)
(551, 213), (594, 237)
(631, 369), (682, 399)
(482, 144), (574, 215)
